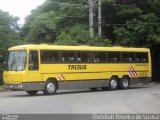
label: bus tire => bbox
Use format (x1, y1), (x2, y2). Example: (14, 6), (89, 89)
(109, 77), (118, 90)
(119, 76), (130, 89)
(43, 79), (57, 95)
(26, 90), (38, 95)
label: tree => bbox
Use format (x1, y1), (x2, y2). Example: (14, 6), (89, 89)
(0, 10), (20, 84)
(22, 0), (160, 48)
(113, 0), (160, 47)
(112, 0), (160, 82)
(22, 0), (113, 46)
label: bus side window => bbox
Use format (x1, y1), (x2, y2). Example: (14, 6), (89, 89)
(81, 52), (89, 62)
(61, 51), (68, 62)
(68, 52), (76, 62)
(93, 52), (105, 62)
(136, 53), (148, 63)
(122, 53), (136, 62)
(29, 51), (39, 70)
(93, 53), (99, 62)
(77, 52), (82, 62)
(108, 52), (121, 62)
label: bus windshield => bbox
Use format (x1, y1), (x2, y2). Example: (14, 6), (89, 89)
(7, 50), (26, 71)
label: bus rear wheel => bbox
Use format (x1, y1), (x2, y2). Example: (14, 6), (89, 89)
(26, 90), (38, 95)
(109, 77), (118, 90)
(119, 76), (130, 89)
(43, 80), (57, 95)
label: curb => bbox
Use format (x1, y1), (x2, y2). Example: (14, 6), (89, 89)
(144, 82), (160, 85)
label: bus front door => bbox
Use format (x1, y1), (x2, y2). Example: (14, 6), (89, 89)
(27, 50), (41, 82)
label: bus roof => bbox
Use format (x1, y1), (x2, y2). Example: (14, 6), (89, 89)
(8, 44), (150, 52)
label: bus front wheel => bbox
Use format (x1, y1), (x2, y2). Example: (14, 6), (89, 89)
(109, 77), (118, 90)
(26, 90), (38, 95)
(43, 80), (57, 95)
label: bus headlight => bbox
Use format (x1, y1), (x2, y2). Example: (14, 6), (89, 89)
(18, 84), (23, 88)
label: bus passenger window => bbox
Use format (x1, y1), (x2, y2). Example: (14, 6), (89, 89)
(122, 53), (135, 62)
(99, 52), (106, 62)
(80, 52), (89, 62)
(77, 57), (81, 62)
(92, 52), (106, 63)
(77, 52), (81, 62)
(61, 51), (68, 62)
(136, 53), (148, 63)
(93, 53), (99, 62)
(108, 52), (121, 62)
(68, 52), (76, 62)
(41, 51), (60, 63)
(52, 51), (59, 62)
(122, 53), (129, 62)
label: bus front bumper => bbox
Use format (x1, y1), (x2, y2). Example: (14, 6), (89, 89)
(4, 83), (44, 91)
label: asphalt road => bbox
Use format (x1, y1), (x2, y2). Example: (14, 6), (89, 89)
(0, 84), (160, 114)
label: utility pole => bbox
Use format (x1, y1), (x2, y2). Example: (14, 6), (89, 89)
(98, 0), (102, 37)
(88, 0), (102, 38)
(88, 0), (94, 38)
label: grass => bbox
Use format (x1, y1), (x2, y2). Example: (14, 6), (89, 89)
(0, 86), (4, 92)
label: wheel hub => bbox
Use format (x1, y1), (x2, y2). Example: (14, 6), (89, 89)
(111, 79), (117, 88)
(122, 79), (129, 87)
(47, 83), (55, 93)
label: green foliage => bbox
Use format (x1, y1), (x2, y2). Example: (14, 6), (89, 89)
(56, 31), (78, 45)
(0, 11), (21, 49)
(22, 0), (88, 44)
(22, 0), (114, 46)
(0, 10), (20, 84)
(21, 0), (160, 48)
(56, 25), (112, 46)
(24, 11), (57, 43)
(116, 5), (142, 18)
(114, 12), (160, 47)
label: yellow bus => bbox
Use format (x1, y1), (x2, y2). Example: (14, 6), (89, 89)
(3, 44), (151, 95)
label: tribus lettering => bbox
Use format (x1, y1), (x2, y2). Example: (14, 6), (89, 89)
(68, 65), (87, 70)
